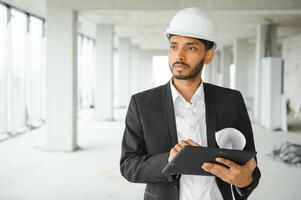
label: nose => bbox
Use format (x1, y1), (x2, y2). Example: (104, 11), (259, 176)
(175, 48), (186, 62)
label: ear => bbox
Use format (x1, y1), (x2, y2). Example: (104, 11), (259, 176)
(204, 49), (215, 64)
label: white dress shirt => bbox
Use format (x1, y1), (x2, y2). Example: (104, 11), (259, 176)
(170, 80), (223, 200)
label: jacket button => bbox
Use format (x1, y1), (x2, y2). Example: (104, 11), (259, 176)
(174, 184), (179, 190)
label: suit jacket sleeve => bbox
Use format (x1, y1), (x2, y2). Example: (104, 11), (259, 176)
(120, 95), (175, 184)
(232, 92), (261, 200)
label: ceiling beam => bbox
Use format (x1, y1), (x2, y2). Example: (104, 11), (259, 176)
(49, 0), (301, 12)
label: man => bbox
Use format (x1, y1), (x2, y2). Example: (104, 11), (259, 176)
(120, 7), (261, 200)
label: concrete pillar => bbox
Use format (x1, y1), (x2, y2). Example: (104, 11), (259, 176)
(204, 63), (212, 83)
(95, 24), (113, 120)
(139, 50), (153, 91)
(46, 2), (78, 151)
(130, 45), (140, 95)
(254, 24), (278, 120)
(254, 25), (268, 120)
(260, 57), (282, 130)
(265, 25), (279, 57)
(206, 51), (220, 85)
(212, 51), (221, 86)
(204, 51), (221, 84)
(233, 38), (249, 98)
(220, 46), (232, 88)
(118, 37), (131, 107)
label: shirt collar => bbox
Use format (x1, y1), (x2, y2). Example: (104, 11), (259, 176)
(169, 78), (204, 104)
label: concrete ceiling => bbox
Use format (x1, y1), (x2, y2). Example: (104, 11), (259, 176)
(81, 9), (301, 50)
(2, 0), (301, 50)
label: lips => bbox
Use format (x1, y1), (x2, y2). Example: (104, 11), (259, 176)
(173, 63), (189, 69)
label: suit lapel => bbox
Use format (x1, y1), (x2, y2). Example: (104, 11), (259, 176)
(203, 83), (218, 148)
(162, 82), (178, 148)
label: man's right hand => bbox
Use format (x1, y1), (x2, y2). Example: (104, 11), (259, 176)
(168, 139), (200, 162)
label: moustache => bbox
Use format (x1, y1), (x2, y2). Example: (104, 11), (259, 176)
(172, 62), (189, 68)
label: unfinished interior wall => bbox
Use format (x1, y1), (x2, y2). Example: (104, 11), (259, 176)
(282, 33), (301, 117)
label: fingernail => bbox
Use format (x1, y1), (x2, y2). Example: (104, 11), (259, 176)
(202, 163), (209, 168)
(216, 157), (222, 162)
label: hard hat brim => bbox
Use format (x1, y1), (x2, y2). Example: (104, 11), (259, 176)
(165, 30), (218, 49)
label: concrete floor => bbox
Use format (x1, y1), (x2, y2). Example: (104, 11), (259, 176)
(0, 108), (301, 200)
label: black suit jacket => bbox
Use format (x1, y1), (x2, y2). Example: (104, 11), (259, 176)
(120, 82), (261, 200)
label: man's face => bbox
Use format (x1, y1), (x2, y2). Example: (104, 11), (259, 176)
(168, 35), (207, 80)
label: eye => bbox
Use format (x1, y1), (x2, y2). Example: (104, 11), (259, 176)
(170, 45), (176, 50)
(188, 46), (197, 51)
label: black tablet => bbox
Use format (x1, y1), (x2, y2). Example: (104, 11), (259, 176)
(162, 146), (257, 176)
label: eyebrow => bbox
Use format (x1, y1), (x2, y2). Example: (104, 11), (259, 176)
(185, 42), (198, 46)
(169, 41), (198, 45)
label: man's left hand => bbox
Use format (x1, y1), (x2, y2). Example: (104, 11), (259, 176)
(201, 157), (257, 188)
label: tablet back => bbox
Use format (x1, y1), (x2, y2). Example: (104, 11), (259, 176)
(162, 146), (257, 176)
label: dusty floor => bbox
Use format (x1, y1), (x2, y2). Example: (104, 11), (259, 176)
(0, 108), (301, 200)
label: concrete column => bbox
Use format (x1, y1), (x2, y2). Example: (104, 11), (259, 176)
(205, 51), (221, 85)
(204, 63), (212, 83)
(260, 57), (282, 130)
(211, 51), (221, 86)
(139, 50), (153, 91)
(265, 25), (279, 57)
(254, 25), (268, 120)
(95, 24), (113, 120)
(204, 51), (221, 84)
(46, 2), (78, 151)
(130, 45), (140, 95)
(254, 24), (278, 120)
(233, 38), (249, 98)
(118, 37), (131, 107)
(220, 46), (232, 88)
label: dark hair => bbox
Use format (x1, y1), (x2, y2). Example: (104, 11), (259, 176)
(198, 38), (216, 50)
(167, 34), (216, 50)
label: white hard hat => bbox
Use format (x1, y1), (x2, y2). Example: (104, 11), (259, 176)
(165, 7), (218, 48)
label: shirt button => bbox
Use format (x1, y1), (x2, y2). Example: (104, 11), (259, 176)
(173, 184), (179, 190)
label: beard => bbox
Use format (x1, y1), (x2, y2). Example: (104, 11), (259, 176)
(169, 57), (205, 80)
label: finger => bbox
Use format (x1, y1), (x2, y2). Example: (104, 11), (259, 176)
(174, 144), (182, 152)
(179, 140), (190, 148)
(168, 149), (178, 162)
(215, 157), (239, 169)
(185, 139), (200, 146)
(202, 162), (230, 180)
(171, 147), (179, 154)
